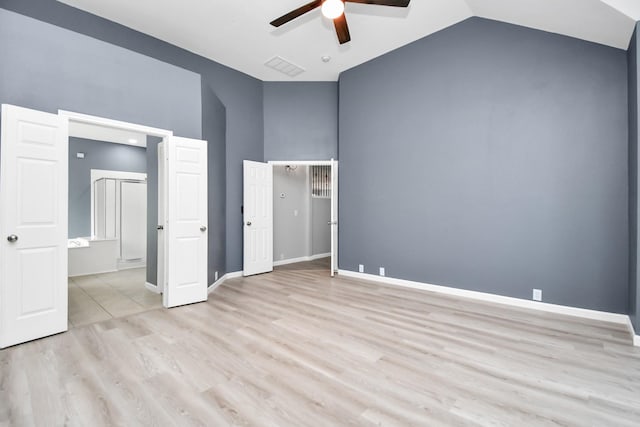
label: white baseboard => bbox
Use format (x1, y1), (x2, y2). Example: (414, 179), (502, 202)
(273, 256), (310, 267)
(273, 253), (331, 267)
(208, 271), (243, 294)
(338, 269), (635, 341)
(145, 281), (160, 294)
(118, 260), (146, 271)
(627, 318), (640, 347)
(68, 268), (118, 278)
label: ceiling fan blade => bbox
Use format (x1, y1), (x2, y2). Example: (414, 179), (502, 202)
(333, 14), (351, 44)
(345, 0), (410, 6)
(270, 0), (324, 27)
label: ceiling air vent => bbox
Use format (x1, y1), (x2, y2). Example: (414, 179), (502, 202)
(265, 56), (305, 77)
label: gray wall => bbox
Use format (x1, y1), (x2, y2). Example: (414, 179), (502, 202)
(145, 136), (162, 285)
(0, 1), (265, 277)
(264, 82), (338, 161)
(311, 198), (331, 256)
(339, 17), (629, 313)
(630, 23), (639, 330)
(203, 86), (227, 284)
(273, 166), (310, 261)
(68, 138), (147, 239)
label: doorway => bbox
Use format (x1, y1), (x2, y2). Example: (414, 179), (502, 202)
(66, 121), (160, 326)
(242, 159), (338, 278)
(0, 104), (210, 349)
(272, 164), (332, 273)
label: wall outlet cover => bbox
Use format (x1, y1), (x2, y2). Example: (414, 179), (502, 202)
(76, 152), (85, 159)
(214, 271), (218, 281)
(379, 267), (385, 277)
(533, 289), (542, 301)
(358, 264), (364, 273)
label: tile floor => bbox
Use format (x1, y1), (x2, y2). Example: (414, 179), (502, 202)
(68, 268), (162, 327)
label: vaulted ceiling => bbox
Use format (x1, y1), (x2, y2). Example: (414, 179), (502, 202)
(57, 0), (640, 81)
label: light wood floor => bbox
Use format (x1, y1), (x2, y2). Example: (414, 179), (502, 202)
(69, 268), (162, 327)
(2, 262), (640, 426)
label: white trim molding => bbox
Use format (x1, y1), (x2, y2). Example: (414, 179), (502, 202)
(627, 318), (640, 347)
(59, 110), (173, 138)
(208, 271), (243, 294)
(273, 253), (331, 267)
(338, 269), (637, 344)
(145, 282), (160, 294)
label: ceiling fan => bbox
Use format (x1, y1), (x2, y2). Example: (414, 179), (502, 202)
(270, 0), (411, 45)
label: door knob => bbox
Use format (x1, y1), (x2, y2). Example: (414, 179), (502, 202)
(200, 226), (207, 232)
(7, 234), (18, 243)
(157, 225), (164, 230)
(246, 221), (252, 226)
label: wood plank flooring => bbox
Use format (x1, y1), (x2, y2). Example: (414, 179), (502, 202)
(2, 261), (640, 426)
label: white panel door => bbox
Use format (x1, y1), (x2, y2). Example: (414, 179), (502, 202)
(0, 104), (69, 348)
(330, 159), (339, 277)
(163, 136), (207, 308)
(243, 160), (273, 276)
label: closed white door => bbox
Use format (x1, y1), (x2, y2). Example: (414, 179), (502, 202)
(330, 159), (339, 277)
(0, 104), (69, 348)
(163, 136), (208, 308)
(243, 160), (273, 276)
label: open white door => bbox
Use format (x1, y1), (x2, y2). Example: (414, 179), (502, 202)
(330, 159), (339, 277)
(243, 160), (273, 276)
(0, 104), (69, 348)
(163, 137), (208, 308)
(157, 142), (165, 294)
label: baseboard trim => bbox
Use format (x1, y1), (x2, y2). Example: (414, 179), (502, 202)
(145, 281), (160, 294)
(273, 253), (331, 267)
(208, 271), (243, 294)
(338, 269), (631, 329)
(627, 318), (640, 347)
(68, 268), (118, 278)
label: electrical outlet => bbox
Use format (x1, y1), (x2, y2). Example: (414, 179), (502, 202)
(379, 267), (385, 277)
(214, 271), (218, 282)
(533, 289), (542, 301)
(358, 264), (364, 273)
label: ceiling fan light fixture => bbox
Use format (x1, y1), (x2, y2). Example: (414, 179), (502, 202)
(321, 0), (344, 20)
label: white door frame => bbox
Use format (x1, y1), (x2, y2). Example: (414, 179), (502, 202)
(59, 110), (172, 294)
(268, 160), (338, 275)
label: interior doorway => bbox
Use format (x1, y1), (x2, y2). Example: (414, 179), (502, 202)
(0, 104), (210, 349)
(272, 164), (332, 272)
(65, 121), (160, 326)
(242, 159), (338, 278)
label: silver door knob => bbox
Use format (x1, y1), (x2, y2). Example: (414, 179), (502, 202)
(246, 221), (252, 226)
(7, 234), (18, 243)
(200, 226), (207, 232)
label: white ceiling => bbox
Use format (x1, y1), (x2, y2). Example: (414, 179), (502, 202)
(57, 0), (639, 82)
